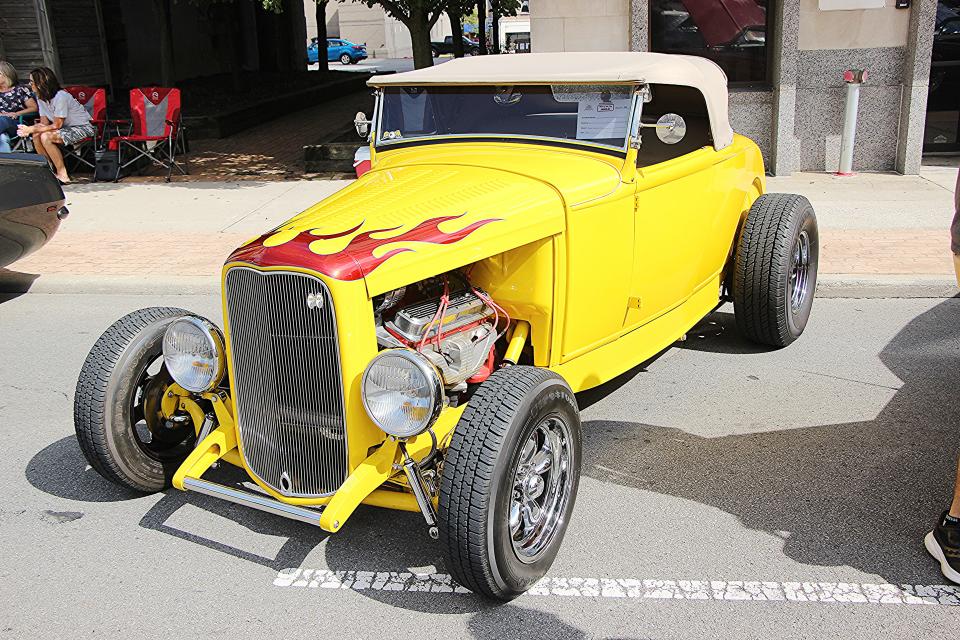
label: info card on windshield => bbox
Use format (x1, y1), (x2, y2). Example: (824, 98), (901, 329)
(576, 98), (631, 140)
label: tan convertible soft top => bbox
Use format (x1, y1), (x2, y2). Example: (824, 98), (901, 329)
(368, 52), (734, 150)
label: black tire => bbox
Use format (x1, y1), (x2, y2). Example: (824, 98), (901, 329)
(439, 366), (582, 600)
(431, 48), (440, 58)
(74, 307), (199, 492)
(733, 193), (819, 347)
(340, 53), (352, 65)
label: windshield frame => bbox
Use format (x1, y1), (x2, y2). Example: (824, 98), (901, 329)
(373, 83), (642, 156)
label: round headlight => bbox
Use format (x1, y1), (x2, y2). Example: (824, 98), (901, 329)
(361, 349), (443, 438)
(162, 316), (226, 393)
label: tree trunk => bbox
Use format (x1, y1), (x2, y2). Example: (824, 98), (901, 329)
(315, 0), (329, 75)
(407, 10), (434, 69)
(155, 0), (175, 86)
(491, 3), (500, 54)
(476, 0), (487, 55)
(448, 8), (465, 57)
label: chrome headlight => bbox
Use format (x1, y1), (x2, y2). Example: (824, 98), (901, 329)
(361, 349), (443, 438)
(162, 316), (226, 393)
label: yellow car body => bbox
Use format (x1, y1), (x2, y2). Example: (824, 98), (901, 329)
(171, 129), (765, 529)
(79, 53), (818, 600)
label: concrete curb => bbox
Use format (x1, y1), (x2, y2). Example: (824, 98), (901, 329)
(0, 274), (220, 296)
(1, 272), (956, 298)
(815, 274), (958, 298)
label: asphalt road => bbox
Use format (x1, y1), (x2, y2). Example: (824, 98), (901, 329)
(2, 294), (959, 638)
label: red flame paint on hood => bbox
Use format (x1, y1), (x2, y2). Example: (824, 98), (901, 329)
(227, 214), (501, 281)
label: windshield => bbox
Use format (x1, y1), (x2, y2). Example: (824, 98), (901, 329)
(377, 84), (636, 151)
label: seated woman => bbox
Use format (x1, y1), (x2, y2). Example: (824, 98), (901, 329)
(16, 66), (94, 183)
(0, 60), (38, 153)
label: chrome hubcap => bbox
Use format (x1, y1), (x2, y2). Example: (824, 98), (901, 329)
(790, 230), (811, 314)
(509, 416), (572, 563)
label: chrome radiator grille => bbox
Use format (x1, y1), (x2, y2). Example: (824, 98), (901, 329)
(224, 267), (347, 497)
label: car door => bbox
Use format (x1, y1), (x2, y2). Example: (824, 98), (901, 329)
(327, 40), (341, 62)
(624, 86), (742, 329)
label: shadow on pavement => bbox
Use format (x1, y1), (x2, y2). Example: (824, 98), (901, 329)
(26, 436), (142, 502)
(581, 298), (960, 585)
(26, 435), (325, 570)
(0, 268), (39, 298)
(675, 309), (779, 355)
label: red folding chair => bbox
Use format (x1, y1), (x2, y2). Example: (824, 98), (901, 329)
(108, 87), (188, 182)
(63, 85), (107, 169)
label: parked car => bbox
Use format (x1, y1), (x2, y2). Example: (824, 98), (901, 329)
(74, 52), (819, 601)
(0, 152), (67, 268)
(308, 37), (367, 65)
(431, 35), (480, 57)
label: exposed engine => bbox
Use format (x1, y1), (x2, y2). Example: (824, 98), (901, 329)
(373, 271), (508, 387)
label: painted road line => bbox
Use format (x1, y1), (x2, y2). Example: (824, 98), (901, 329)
(273, 569), (960, 605)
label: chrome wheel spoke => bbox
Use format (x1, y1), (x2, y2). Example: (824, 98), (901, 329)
(509, 499), (522, 537)
(518, 437), (536, 465)
(529, 448), (552, 475)
(521, 500), (541, 530)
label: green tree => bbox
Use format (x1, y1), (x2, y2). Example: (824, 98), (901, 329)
(356, 1), (447, 69)
(489, 0), (521, 54)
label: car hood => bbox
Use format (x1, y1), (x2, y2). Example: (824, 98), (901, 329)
(227, 163), (566, 296)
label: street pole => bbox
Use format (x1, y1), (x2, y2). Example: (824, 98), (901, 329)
(836, 69), (868, 177)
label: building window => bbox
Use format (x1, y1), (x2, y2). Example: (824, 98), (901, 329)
(650, 0), (770, 86)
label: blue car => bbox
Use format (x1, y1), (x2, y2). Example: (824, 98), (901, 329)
(308, 37), (368, 65)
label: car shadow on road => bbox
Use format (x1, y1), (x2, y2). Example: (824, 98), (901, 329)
(26, 436), (327, 570)
(675, 308), (780, 355)
(580, 298), (960, 585)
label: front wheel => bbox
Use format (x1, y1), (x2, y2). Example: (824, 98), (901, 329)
(340, 53), (352, 65)
(438, 366), (582, 600)
(74, 307), (200, 492)
(733, 193), (819, 347)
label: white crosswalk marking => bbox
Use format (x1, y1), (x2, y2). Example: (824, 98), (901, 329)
(273, 569), (960, 606)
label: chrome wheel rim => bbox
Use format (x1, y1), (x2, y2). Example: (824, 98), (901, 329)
(789, 230), (811, 314)
(509, 416), (572, 563)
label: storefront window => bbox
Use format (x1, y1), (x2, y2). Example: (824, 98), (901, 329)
(650, 0), (770, 86)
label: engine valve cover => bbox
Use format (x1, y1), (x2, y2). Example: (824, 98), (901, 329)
(387, 288), (492, 343)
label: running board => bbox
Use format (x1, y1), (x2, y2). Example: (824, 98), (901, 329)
(182, 477), (323, 526)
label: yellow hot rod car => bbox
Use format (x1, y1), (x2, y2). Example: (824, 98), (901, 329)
(74, 52), (818, 600)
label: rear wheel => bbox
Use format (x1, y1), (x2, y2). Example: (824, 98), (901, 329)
(74, 307), (199, 492)
(340, 53), (352, 65)
(439, 366), (581, 600)
(733, 193), (819, 347)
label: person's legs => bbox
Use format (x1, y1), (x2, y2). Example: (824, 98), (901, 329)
(32, 132), (49, 161)
(0, 116), (16, 153)
(40, 130), (69, 183)
(0, 115), (16, 137)
(926, 455), (960, 584)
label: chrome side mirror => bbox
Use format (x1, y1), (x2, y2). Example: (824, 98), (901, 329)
(641, 113), (687, 145)
(354, 111), (372, 138)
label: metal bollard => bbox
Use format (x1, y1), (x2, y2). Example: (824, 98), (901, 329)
(836, 69), (868, 177)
